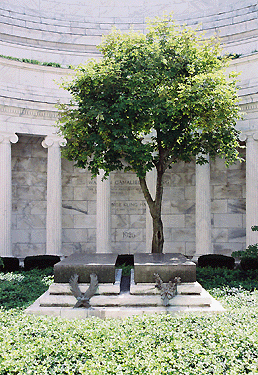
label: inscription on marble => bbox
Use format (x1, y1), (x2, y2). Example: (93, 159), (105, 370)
(123, 231), (136, 239)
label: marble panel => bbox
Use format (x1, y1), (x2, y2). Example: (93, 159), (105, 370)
(12, 143), (32, 157)
(162, 214), (185, 228)
(227, 169), (246, 184)
(62, 215), (74, 228)
(211, 199), (227, 213)
(87, 201), (96, 215)
(212, 228), (228, 243)
(115, 228), (144, 242)
(13, 243), (46, 257)
(62, 186), (74, 200)
(62, 174), (87, 187)
(129, 241), (147, 254)
(210, 170), (227, 185)
(172, 228), (195, 242)
(112, 242), (131, 254)
(12, 230), (31, 244)
(163, 187), (185, 201)
(111, 187), (144, 201)
(184, 186), (195, 200)
(74, 215), (96, 229)
(111, 201), (146, 214)
(12, 171), (46, 186)
(87, 229), (96, 242)
(11, 214), (17, 229)
(227, 199), (246, 214)
(169, 200), (195, 214)
(62, 201), (88, 215)
(61, 159), (74, 173)
(74, 186), (96, 200)
(31, 230), (46, 243)
(111, 214), (129, 229)
(16, 186), (46, 200)
(213, 185), (242, 199)
(185, 214), (195, 227)
(213, 214), (243, 228)
(30, 158), (47, 173)
(62, 229), (88, 243)
(17, 214), (46, 229)
(130, 215), (146, 229)
(163, 241), (186, 254)
(228, 228), (246, 242)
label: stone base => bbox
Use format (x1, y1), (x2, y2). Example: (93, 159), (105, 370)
(25, 269), (224, 319)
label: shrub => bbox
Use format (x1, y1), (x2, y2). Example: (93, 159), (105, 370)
(240, 257), (258, 271)
(0, 257), (19, 272)
(24, 255), (60, 271)
(198, 254), (235, 269)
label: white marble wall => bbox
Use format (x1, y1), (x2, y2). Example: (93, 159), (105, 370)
(11, 135), (246, 257)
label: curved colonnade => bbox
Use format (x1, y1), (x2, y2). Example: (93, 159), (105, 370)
(0, 0), (258, 259)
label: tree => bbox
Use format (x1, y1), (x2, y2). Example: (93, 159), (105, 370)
(58, 17), (242, 253)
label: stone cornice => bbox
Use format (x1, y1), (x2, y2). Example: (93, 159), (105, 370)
(0, 104), (58, 119)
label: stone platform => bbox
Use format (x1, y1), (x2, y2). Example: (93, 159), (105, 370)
(25, 269), (224, 319)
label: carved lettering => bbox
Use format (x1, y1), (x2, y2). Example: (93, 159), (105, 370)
(123, 231), (136, 239)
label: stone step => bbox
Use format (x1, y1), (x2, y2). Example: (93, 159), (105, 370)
(39, 290), (212, 308)
(130, 281), (202, 295)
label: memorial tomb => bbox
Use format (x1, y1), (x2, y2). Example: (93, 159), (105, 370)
(0, 0), (258, 261)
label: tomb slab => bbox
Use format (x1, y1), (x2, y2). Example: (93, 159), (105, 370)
(134, 253), (196, 283)
(54, 252), (117, 283)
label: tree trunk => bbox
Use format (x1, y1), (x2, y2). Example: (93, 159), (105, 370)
(139, 166), (165, 253)
(152, 215), (164, 253)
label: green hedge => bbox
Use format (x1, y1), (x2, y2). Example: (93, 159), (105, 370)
(24, 255), (60, 271)
(198, 254), (235, 269)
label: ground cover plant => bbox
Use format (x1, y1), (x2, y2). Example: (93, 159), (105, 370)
(0, 267), (257, 374)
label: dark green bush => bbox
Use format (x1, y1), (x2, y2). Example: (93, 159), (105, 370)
(0, 257), (19, 272)
(198, 254), (235, 269)
(240, 257), (258, 271)
(24, 255), (60, 271)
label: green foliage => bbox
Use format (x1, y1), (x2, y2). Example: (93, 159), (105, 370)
(58, 16), (242, 253)
(0, 268), (54, 309)
(58, 17), (242, 178)
(116, 263), (134, 276)
(196, 266), (258, 291)
(0, 268), (257, 373)
(0, 258), (3, 268)
(232, 227), (258, 271)
(198, 254), (235, 269)
(0, 54), (63, 68)
(24, 255), (60, 271)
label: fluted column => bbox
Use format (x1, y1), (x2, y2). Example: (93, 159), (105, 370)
(96, 169), (111, 253)
(240, 132), (258, 246)
(195, 155), (212, 258)
(42, 135), (66, 255)
(0, 132), (18, 256)
(146, 168), (157, 253)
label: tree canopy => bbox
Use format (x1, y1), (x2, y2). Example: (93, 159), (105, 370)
(58, 17), (242, 253)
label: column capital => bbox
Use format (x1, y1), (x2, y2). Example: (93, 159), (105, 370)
(0, 132), (18, 145)
(42, 135), (67, 149)
(239, 131), (258, 142)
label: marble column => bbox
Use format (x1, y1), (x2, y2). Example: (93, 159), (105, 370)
(146, 168), (157, 253)
(42, 135), (66, 255)
(0, 132), (18, 257)
(195, 155), (212, 259)
(96, 169), (111, 253)
(240, 132), (258, 246)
